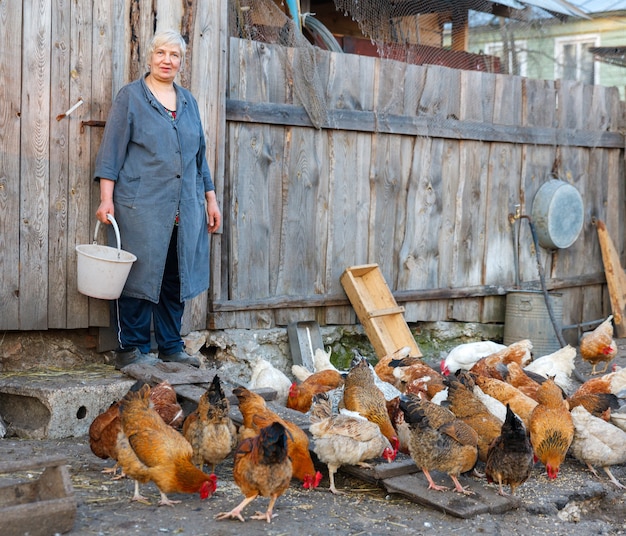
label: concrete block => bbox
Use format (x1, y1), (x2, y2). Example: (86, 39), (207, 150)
(0, 372), (135, 439)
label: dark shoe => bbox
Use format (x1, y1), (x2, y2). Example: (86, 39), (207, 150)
(115, 348), (158, 370)
(158, 350), (201, 368)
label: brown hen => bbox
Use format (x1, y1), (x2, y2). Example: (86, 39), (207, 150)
(215, 421), (292, 523)
(579, 315), (618, 375)
(469, 339), (533, 380)
(472, 374), (538, 429)
(343, 356), (399, 448)
(116, 384), (217, 506)
(529, 377), (574, 480)
(446, 378), (503, 463)
(89, 380), (184, 477)
(182, 374), (237, 473)
(286, 369), (344, 413)
(485, 404), (534, 496)
(398, 394), (478, 494)
(233, 386), (322, 489)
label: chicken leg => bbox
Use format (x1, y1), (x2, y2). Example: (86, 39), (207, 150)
(250, 495), (279, 523)
(215, 494), (258, 522)
(422, 468), (449, 492)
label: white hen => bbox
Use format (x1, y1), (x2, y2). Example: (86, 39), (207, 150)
(524, 345), (576, 394)
(441, 340), (507, 375)
(248, 358), (292, 405)
(570, 405), (626, 489)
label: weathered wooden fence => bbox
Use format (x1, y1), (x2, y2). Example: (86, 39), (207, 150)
(2, 0), (625, 338)
(213, 38), (625, 331)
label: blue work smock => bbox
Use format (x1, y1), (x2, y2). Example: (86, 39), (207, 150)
(93, 76), (215, 303)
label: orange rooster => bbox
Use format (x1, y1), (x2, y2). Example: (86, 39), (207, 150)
(579, 315), (618, 375)
(286, 369), (345, 413)
(309, 393), (397, 494)
(89, 380), (185, 476)
(233, 386), (322, 489)
(182, 374), (237, 474)
(116, 384), (217, 506)
(343, 355), (399, 449)
(215, 421), (292, 523)
(529, 377), (574, 480)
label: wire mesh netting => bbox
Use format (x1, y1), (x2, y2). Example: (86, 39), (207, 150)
(228, 0), (625, 128)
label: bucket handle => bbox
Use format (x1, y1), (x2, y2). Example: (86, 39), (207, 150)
(94, 214), (123, 258)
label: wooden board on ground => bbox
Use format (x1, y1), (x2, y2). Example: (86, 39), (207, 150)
(595, 219), (626, 337)
(383, 472), (521, 518)
(0, 455), (77, 536)
(340, 453), (420, 481)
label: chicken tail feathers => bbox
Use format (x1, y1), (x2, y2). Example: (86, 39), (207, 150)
(258, 422), (289, 464)
(398, 394), (427, 426)
(207, 374), (227, 408)
(501, 404), (527, 439)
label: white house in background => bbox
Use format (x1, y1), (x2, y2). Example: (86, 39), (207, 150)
(464, 1), (626, 96)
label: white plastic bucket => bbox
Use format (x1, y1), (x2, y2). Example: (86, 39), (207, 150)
(76, 215), (136, 299)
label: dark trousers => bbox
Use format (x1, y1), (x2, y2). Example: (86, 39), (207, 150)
(115, 227), (184, 355)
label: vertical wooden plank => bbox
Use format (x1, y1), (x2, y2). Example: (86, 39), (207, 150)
(481, 74), (523, 324)
(399, 135), (449, 322)
(20, 0), (52, 329)
(183, 0), (228, 333)
(274, 122), (327, 324)
(577, 84), (620, 329)
(324, 51), (373, 325)
(429, 66), (462, 322)
(224, 40), (286, 328)
(518, 78), (557, 289)
(48, 0), (71, 328)
(368, 58), (409, 289)
(87, 1), (115, 327)
(66, 0), (94, 328)
(398, 64), (439, 321)
(553, 79), (587, 330)
(111, 0), (131, 94)
(449, 69), (493, 322)
(0, 0), (23, 329)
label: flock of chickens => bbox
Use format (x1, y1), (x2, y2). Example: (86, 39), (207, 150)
(88, 314), (626, 523)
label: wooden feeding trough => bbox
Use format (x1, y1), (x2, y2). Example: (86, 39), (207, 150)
(0, 455), (76, 536)
(341, 264), (422, 358)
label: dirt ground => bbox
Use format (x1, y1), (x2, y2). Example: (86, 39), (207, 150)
(3, 342), (626, 535)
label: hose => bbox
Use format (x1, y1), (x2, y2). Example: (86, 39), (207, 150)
(519, 215), (567, 349)
(302, 13), (344, 53)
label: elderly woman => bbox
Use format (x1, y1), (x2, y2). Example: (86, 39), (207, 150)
(94, 29), (220, 369)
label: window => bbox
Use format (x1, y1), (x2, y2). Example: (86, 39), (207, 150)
(555, 35), (598, 84)
(484, 40), (528, 76)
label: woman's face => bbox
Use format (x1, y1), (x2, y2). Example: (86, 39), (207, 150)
(148, 43), (182, 83)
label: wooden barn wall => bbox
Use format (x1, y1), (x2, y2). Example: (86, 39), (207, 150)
(213, 37), (626, 331)
(0, 0), (226, 332)
(2, 0), (625, 336)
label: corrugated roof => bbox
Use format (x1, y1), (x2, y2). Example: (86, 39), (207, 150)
(522, 0), (589, 17)
(569, 0), (626, 13)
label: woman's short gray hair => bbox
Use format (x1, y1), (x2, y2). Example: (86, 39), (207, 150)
(147, 30), (187, 64)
